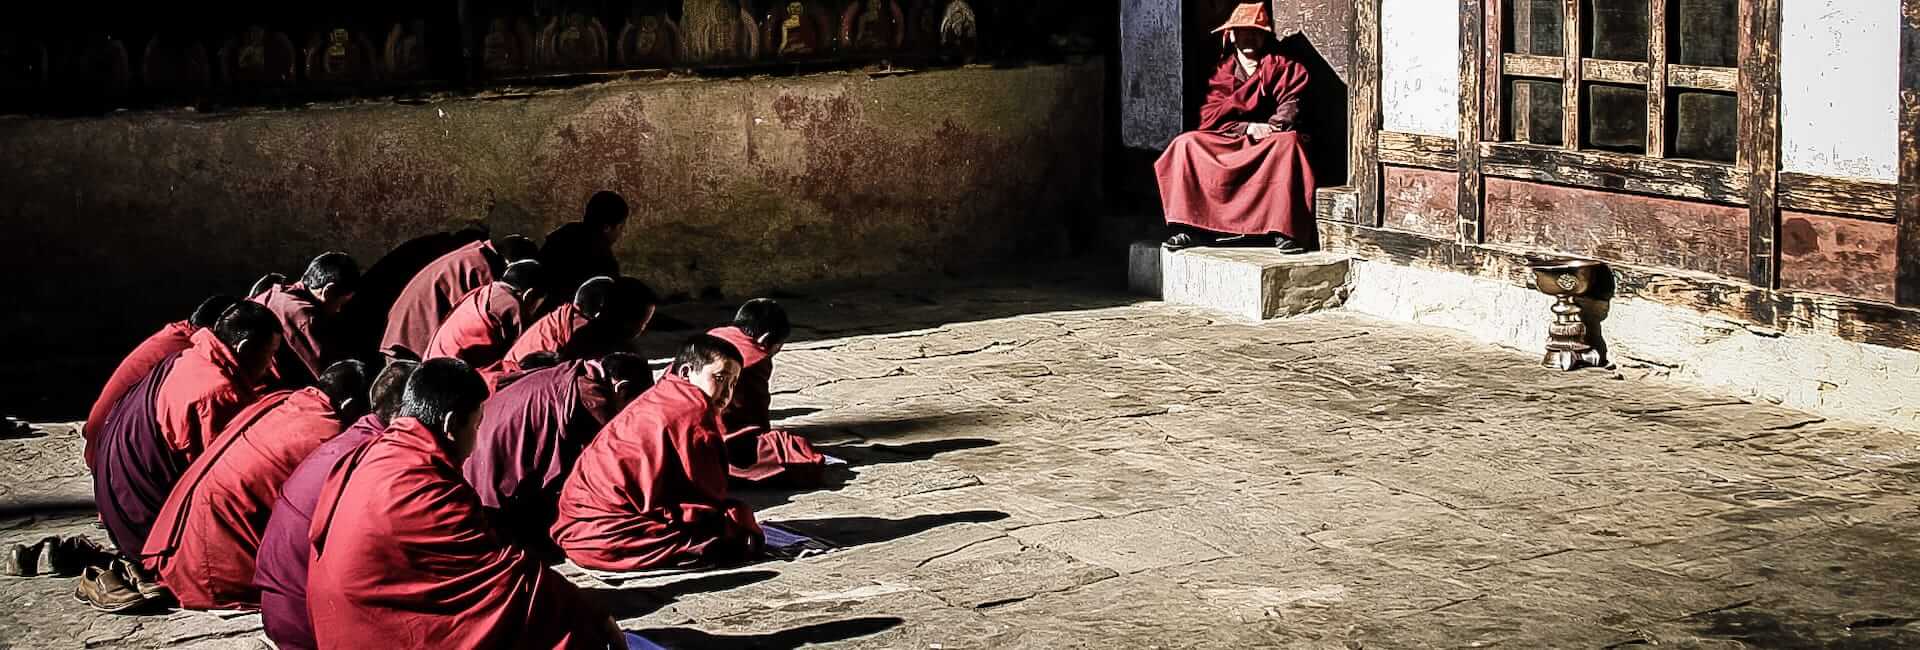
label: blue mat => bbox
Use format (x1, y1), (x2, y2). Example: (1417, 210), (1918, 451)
(762, 523), (836, 560)
(625, 631), (669, 650)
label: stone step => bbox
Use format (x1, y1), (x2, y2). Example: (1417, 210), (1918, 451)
(1127, 241), (1352, 320)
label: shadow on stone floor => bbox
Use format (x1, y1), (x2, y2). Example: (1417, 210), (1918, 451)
(629, 616), (902, 649)
(0, 496), (96, 522)
(769, 511), (1009, 549)
(585, 569), (781, 619)
(734, 438), (998, 511)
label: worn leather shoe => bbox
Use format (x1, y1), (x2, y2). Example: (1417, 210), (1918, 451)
(75, 565), (148, 613)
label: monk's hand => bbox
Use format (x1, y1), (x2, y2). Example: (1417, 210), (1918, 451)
(1246, 123), (1276, 141)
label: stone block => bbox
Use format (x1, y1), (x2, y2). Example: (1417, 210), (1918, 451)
(1128, 241), (1352, 320)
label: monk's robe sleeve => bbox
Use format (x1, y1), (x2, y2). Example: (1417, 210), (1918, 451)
(1197, 59), (1247, 136)
(1265, 57), (1310, 131)
(166, 389), (244, 459)
(280, 306), (332, 380)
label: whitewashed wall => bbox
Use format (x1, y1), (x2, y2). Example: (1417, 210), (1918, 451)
(1781, 0), (1899, 181)
(1121, 0), (1184, 150)
(1380, 0), (1460, 137)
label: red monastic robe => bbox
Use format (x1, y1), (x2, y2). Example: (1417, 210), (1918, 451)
(551, 375), (764, 571)
(84, 320), (194, 470)
(381, 241), (499, 359)
(308, 418), (613, 650)
(255, 414), (384, 650)
(708, 326), (826, 484)
(423, 281), (527, 386)
(1155, 51), (1317, 238)
(500, 303), (588, 376)
(463, 361), (619, 553)
(140, 387), (344, 610)
(156, 329), (259, 463)
(252, 283), (335, 387)
(341, 230), (484, 355)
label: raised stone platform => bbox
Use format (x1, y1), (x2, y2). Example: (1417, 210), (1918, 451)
(1127, 241), (1350, 320)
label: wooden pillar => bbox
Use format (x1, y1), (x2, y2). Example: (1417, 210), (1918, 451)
(1352, 0), (1382, 226)
(1738, 0), (1781, 290)
(1647, 0), (1668, 158)
(1899, 0), (1920, 305)
(1458, 0), (1488, 243)
(1560, 0), (1581, 149)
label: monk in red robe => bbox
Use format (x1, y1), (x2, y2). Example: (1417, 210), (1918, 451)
(308, 359), (618, 649)
(423, 260), (543, 387)
(339, 225), (488, 354)
(381, 234), (537, 360)
(704, 299), (827, 484)
(1156, 2), (1316, 254)
(252, 252), (361, 387)
(88, 302), (281, 610)
(552, 336), (766, 572)
(83, 295), (238, 470)
(139, 361), (369, 611)
(255, 361), (415, 650)
(463, 353), (652, 555)
(538, 191), (628, 311)
(501, 276), (658, 376)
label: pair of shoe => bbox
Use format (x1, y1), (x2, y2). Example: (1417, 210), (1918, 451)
(0, 416), (36, 439)
(2, 535), (108, 577)
(1163, 232), (1308, 254)
(73, 558), (170, 614)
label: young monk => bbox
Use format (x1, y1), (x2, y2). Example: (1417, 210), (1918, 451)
(139, 360), (369, 611)
(88, 302), (281, 609)
(423, 260), (544, 386)
(464, 352), (652, 555)
(83, 295), (238, 470)
(552, 335), (766, 572)
(255, 361), (416, 650)
(381, 234), (538, 359)
(338, 224), (488, 354)
(252, 252), (361, 387)
(307, 359), (619, 649)
(539, 191), (628, 306)
(501, 276), (658, 375)
(707, 299), (827, 484)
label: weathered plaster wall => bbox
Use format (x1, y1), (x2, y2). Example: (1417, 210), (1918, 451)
(1379, 0), (1458, 137)
(1780, 0), (1899, 181)
(0, 62), (1103, 360)
(1122, 0), (1184, 150)
(1271, 0), (1354, 82)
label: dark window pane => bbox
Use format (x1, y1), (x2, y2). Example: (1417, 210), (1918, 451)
(1674, 0), (1738, 67)
(1506, 78), (1564, 146)
(1672, 90), (1737, 162)
(1584, 83), (1646, 153)
(1586, 0), (1649, 62)
(1504, 0), (1564, 56)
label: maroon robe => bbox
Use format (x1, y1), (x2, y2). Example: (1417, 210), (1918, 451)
(539, 222), (619, 311)
(252, 283), (336, 387)
(708, 326), (826, 484)
(308, 418), (613, 649)
(85, 320), (194, 470)
(1155, 51), (1316, 237)
(93, 353), (183, 561)
(500, 303), (588, 376)
(423, 281), (527, 387)
(551, 375), (763, 571)
(381, 241), (501, 359)
(342, 230), (485, 355)
(255, 413), (384, 650)
(462, 361), (621, 553)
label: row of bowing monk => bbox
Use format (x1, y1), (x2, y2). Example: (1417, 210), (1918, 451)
(68, 191), (834, 648)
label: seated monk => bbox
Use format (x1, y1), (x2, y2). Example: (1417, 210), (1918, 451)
(255, 361), (416, 650)
(538, 191), (628, 309)
(83, 295), (239, 471)
(463, 353), (653, 555)
(338, 224), (488, 355)
(381, 234), (538, 360)
(500, 276), (659, 376)
(706, 299), (827, 484)
(423, 260), (544, 386)
(139, 360), (370, 611)
(1156, 2), (1316, 254)
(252, 252), (361, 387)
(552, 335), (766, 572)
(88, 302), (281, 610)
(308, 359), (619, 649)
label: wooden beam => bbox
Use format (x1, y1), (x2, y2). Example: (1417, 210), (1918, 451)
(1777, 172), (1899, 220)
(1503, 53), (1563, 78)
(1480, 142), (1748, 204)
(1668, 64), (1738, 91)
(1484, 0), (1505, 142)
(1352, 0), (1383, 226)
(1647, 0), (1669, 158)
(1379, 131), (1460, 170)
(1318, 221), (1920, 352)
(1511, 0), (1534, 142)
(1460, 0), (1487, 243)
(1561, 0), (1581, 149)
(1900, 0), (1920, 305)
(1738, 0), (1782, 290)
(1581, 59), (1649, 85)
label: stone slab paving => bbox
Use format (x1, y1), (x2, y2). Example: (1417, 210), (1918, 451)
(4, 282), (1920, 648)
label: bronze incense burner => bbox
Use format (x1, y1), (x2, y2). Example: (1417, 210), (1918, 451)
(1528, 258), (1607, 371)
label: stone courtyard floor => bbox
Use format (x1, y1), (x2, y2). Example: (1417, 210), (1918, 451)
(3, 279), (1920, 648)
